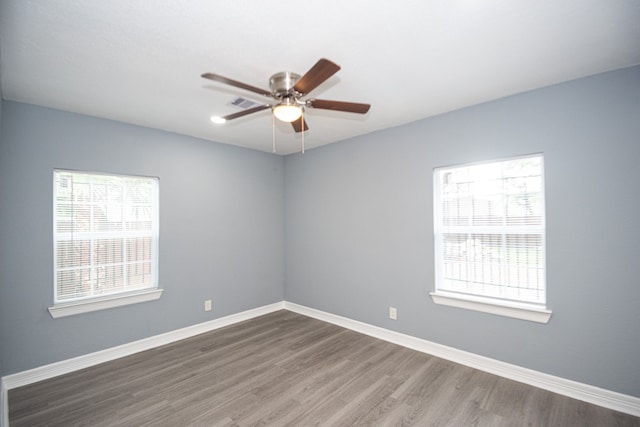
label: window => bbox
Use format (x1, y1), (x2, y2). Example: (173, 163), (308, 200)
(49, 170), (161, 318)
(431, 155), (551, 323)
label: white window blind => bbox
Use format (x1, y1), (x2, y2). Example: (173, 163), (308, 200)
(53, 170), (159, 304)
(434, 155), (546, 306)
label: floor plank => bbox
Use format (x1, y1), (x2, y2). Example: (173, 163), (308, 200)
(8, 310), (640, 426)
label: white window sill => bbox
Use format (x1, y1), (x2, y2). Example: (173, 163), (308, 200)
(48, 289), (163, 318)
(430, 291), (552, 324)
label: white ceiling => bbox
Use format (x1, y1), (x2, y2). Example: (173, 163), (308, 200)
(1, 1), (639, 155)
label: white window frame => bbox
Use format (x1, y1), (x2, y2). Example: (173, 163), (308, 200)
(49, 170), (162, 318)
(430, 154), (551, 323)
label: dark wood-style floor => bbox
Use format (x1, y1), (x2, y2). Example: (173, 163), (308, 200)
(9, 310), (640, 426)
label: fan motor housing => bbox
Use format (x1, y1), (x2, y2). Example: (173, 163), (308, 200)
(269, 71), (300, 97)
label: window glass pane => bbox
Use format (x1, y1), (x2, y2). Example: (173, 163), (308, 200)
(53, 170), (159, 304)
(434, 155), (545, 306)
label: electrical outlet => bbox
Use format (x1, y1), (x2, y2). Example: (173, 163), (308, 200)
(389, 306), (397, 320)
(204, 299), (212, 311)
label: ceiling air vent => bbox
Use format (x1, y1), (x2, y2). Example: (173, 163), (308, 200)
(229, 97), (263, 110)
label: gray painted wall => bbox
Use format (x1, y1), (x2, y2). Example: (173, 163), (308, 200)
(0, 102), (285, 375)
(285, 66), (640, 397)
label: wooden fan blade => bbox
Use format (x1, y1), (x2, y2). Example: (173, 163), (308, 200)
(201, 73), (272, 97)
(220, 104), (271, 121)
(307, 99), (370, 114)
(293, 59), (341, 95)
(291, 116), (309, 133)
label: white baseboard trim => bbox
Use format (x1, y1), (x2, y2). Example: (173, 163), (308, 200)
(283, 301), (640, 417)
(2, 300), (639, 426)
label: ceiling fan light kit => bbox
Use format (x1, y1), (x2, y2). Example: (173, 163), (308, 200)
(272, 97), (303, 123)
(201, 58), (370, 152)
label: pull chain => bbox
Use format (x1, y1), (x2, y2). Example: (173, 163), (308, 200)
(301, 110), (305, 154)
(272, 110), (276, 153)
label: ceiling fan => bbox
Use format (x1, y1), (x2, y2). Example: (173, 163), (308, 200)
(201, 58), (370, 134)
